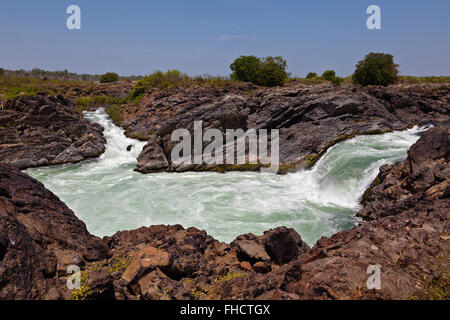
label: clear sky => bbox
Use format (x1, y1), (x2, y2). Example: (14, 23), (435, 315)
(0, 0), (449, 77)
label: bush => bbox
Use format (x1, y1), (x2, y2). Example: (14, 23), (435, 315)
(306, 72), (317, 79)
(128, 70), (190, 103)
(331, 76), (344, 86)
(353, 53), (399, 86)
(0, 68), (4, 76)
(322, 70), (336, 81)
(230, 56), (260, 83)
(230, 55), (288, 87)
(99, 72), (120, 83)
(320, 70), (344, 86)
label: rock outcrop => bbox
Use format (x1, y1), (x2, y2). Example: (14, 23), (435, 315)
(126, 83), (449, 174)
(0, 94), (106, 169)
(0, 125), (448, 300)
(0, 163), (108, 299)
(359, 125), (449, 220)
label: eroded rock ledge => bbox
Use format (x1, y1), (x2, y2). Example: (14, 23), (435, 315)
(0, 94), (106, 169)
(0, 125), (448, 300)
(126, 83), (450, 174)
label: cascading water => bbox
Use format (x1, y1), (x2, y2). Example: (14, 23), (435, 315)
(26, 109), (428, 245)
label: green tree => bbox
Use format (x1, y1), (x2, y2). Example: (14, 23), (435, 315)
(306, 72), (317, 79)
(256, 56), (288, 87)
(353, 53), (399, 86)
(230, 55), (260, 83)
(99, 72), (120, 83)
(230, 55), (288, 87)
(322, 70), (336, 81)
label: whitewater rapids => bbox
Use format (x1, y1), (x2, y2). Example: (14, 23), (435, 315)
(26, 109), (428, 245)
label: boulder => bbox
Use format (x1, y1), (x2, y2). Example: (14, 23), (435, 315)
(121, 246), (170, 284)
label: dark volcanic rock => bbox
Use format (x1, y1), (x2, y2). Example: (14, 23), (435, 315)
(128, 83), (450, 174)
(0, 124), (448, 300)
(0, 94), (106, 169)
(358, 125), (449, 220)
(0, 163), (108, 299)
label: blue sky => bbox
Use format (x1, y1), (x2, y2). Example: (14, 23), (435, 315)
(0, 0), (449, 77)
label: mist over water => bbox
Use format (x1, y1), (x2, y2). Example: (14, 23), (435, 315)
(26, 109), (427, 245)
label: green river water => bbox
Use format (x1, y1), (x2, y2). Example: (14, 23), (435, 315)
(26, 109), (427, 245)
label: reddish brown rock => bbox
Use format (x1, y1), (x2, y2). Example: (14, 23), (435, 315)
(0, 163), (108, 299)
(121, 246), (170, 284)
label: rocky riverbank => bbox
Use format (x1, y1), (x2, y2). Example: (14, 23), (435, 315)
(0, 125), (448, 300)
(122, 82), (450, 174)
(1, 82), (448, 173)
(0, 94), (106, 169)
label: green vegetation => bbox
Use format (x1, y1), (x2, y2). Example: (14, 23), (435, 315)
(321, 70), (344, 86)
(412, 260), (449, 300)
(398, 76), (450, 84)
(128, 70), (188, 102)
(215, 271), (247, 284)
(1, 67), (141, 82)
(71, 272), (94, 300)
(127, 70), (233, 105)
(107, 256), (133, 274)
(0, 68), (4, 76)
(230, 56), (260, 83)
(306, 72), (317, 79)
(230, 55), (289, 87)
(353, 52), (399, 86)
(0, 74), (75, 100)
(105, 105), (123, 125)
(99, 72), (120, 83)
(322, 70), (336, 81)
(75, 95), (125, 113)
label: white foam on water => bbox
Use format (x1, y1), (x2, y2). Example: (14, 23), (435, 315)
(26, 109), (429, 245)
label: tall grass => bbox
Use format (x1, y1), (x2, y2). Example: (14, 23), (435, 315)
(398, 76), (450, 84)
(127, 70), (234, 104)
(0, 75), (85, 100)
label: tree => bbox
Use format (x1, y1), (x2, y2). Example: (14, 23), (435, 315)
(306, 72), (317, 79)
(230, 55), (288, 87)
(0, 68), (4, 76)
(256, 56), (288, 87)
(322, 70), (336, 81)
(230, 55), (260, 83)
(353, 53), (399, 86)
(99, 72), (120, 83)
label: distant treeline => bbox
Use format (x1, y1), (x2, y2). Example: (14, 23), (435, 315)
(0, 68), (143, 82)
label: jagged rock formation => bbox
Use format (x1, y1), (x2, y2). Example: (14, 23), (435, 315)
(0, 125), (448, 300)
(0, 164), (108, 299)
(359, 125), (449, 220)
(0, 94), (106, 169)
(126, 83), (449, 174)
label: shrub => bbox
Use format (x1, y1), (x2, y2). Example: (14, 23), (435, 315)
(230, 55), (288, 87)
(0, 68), (4, 76)
(331, 76), (344, 86)
(353, 53), (399, 86)
(256, 56), (289, 87)
(320, 70), (344, 86)
(322, 70), (336, 81)
(99, 72), (120, 83)
(128, 70), (189, 103)
(306, 72), (317, 79)
(230, 55), (260, 83)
